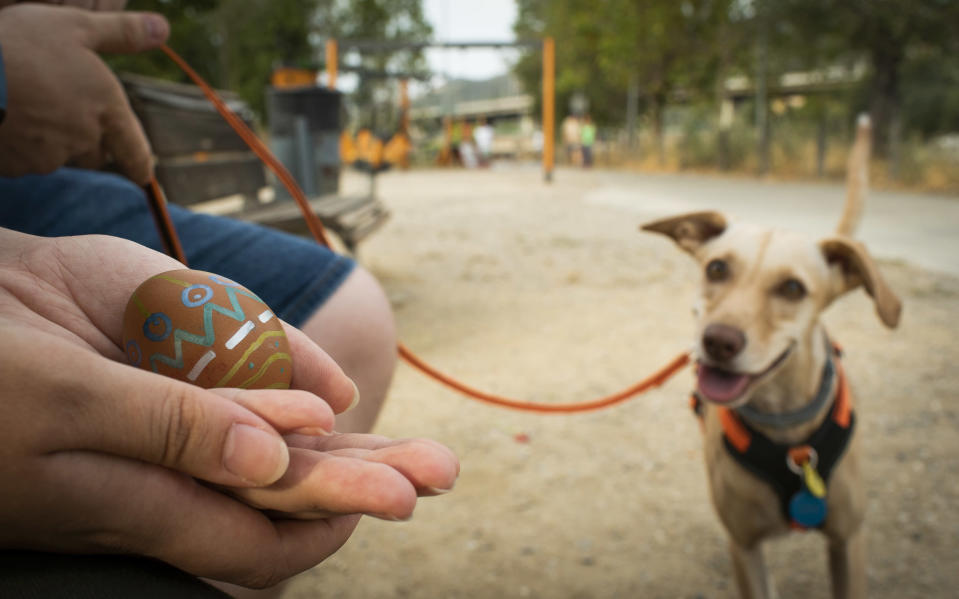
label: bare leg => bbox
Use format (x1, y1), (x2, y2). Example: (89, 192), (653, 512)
(213, 267), (397, 598)
(297, 266), (397, 434)
(730, 540), (774, 599)
(828, 529), (866, 599)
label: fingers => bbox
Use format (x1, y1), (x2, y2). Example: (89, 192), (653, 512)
(32, 452), (361, 588)
(79, 10), (169, 54)
(42, 341), (292, 487)
(334, 440), (460, 495)
(211, 388), (335, 436)
(34, 7), (164, 182)
(283, 322), (359, 414)
(101, 90), (154, 183)
(227, 448), (419, 521)
(82, 11), (157, 183)
(226, 435), (461, 520)
(289, 434), (460, 494)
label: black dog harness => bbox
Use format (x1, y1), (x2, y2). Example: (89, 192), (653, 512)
(691, 346), (855, 529)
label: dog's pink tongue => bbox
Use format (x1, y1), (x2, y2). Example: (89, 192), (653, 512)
(697, 365), (751, 403)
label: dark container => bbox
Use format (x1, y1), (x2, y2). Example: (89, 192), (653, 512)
(267, 86), (343, 198)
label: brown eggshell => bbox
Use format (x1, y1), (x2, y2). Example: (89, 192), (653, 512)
(122, 269), (292, 389)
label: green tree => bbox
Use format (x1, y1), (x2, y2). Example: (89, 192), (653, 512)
(514, 1), (626, 128)
(216, 0), (321, 117)
(111, 0), (432, 123)
(775, 0), (959, 161)
(514, 0), (736, 165)
(601, 0), (733, 164)
(315, 0), (432, 130)
(109, 0), (222, 86)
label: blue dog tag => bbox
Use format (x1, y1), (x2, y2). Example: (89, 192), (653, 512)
(789, 490), (827, 528)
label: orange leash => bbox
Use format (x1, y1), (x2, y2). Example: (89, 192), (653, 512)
(147, 43), (691, 413)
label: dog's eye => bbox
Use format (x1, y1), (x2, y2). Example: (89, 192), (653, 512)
(777, 278), (807, 300)
(705, 259), (729, 282)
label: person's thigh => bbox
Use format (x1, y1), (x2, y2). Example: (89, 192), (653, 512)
(0, 167), (355, 327)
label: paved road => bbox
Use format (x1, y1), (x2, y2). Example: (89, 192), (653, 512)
(579, 169), (959, 277)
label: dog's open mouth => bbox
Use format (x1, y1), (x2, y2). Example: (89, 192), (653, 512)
(696, 344), (793, 404)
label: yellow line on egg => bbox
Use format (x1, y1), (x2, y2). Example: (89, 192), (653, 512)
(214, 330), (286, 387)
(157, 274), (192, 287)
(131, 293), (150, 318)
(238, 353), (292, 389)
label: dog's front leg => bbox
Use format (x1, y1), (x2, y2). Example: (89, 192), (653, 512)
(827, 528), (866, 599)
(730, 540), (776, 599)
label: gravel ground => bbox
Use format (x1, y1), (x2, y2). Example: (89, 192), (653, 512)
(285, 165), (959, 599)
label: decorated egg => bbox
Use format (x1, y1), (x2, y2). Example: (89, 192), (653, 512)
(122, 269), (292, 389)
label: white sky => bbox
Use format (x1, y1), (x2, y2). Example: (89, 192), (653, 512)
(335, 0), (519, 96)
(422, 0), (519, 80)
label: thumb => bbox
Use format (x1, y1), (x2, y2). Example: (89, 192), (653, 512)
(80, 10), (170, 54)
(66, 353), (292, 488)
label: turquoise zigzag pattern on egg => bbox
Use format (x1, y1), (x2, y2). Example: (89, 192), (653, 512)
(149, 285), (265, 373)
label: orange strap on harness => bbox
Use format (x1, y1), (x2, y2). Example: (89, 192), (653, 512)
(716, 347), (852, 451)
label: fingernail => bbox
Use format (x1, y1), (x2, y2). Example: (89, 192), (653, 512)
(425, 486), (454, 495)
(145, 15), (169, 43)
(343, 379), (361, 413)
(291, 426), (334, 436)
(370, 513), (412, 522)
(223, 424), (289, 485)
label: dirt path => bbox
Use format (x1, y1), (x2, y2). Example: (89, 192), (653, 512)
(286, 166), (959, 599)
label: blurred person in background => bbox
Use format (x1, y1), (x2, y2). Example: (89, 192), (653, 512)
(580, 114), (596, 168)
(561, 113), (581, 165)
(473, 116), (494, 167)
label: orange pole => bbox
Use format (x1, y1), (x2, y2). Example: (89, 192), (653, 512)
(399, 79), (410, 135)
(326, 39), (338, 89)
(542, 37), (555, 182)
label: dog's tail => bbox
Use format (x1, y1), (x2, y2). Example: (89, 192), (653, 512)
(836, 114), (871, 237)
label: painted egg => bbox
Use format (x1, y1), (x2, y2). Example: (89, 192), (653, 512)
(122, 269), (292, 389)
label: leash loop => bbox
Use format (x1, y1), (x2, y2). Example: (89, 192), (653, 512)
(786, 445), (818, 474)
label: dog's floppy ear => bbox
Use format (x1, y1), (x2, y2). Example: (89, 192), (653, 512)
(819, 236), (902, 328)
(640, 211), (728, 254)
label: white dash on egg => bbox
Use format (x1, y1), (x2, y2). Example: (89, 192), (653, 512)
(225, 321), (255, 350)
(187, 350), (217, 381)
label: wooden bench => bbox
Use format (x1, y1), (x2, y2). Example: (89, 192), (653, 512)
(121, 74), (389, 254)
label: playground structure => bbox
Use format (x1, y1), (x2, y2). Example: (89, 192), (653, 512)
(321, 37), (556, 180)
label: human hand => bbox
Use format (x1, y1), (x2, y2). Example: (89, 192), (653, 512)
(0, 229), (459, 587)
(0, 4), (167, 183)
(224, 432), (459, 521)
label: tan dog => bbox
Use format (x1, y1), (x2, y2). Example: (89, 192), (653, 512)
(641, 117), (901, 599)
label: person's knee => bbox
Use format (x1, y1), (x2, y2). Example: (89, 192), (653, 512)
(300, 266), (397, 390)
(299, 265), (396, 433)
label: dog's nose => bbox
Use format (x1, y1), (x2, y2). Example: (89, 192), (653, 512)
(702, 324), (746, 362)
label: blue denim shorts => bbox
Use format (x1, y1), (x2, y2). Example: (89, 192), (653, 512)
(0, 168), (355, 327)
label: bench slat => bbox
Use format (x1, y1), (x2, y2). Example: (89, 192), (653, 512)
(155, 157), (266, 206)
(122, 73), (388, 252)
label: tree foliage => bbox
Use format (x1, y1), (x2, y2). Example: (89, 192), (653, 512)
(315, 0), (432, 128)
(513, 0), (959, 161)
(773, 0), (959, 154)
(515, 0), (738, 159)
(111, 0), (431, 121)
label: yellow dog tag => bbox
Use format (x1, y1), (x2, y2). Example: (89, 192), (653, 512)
(802, 462), (827, 498)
